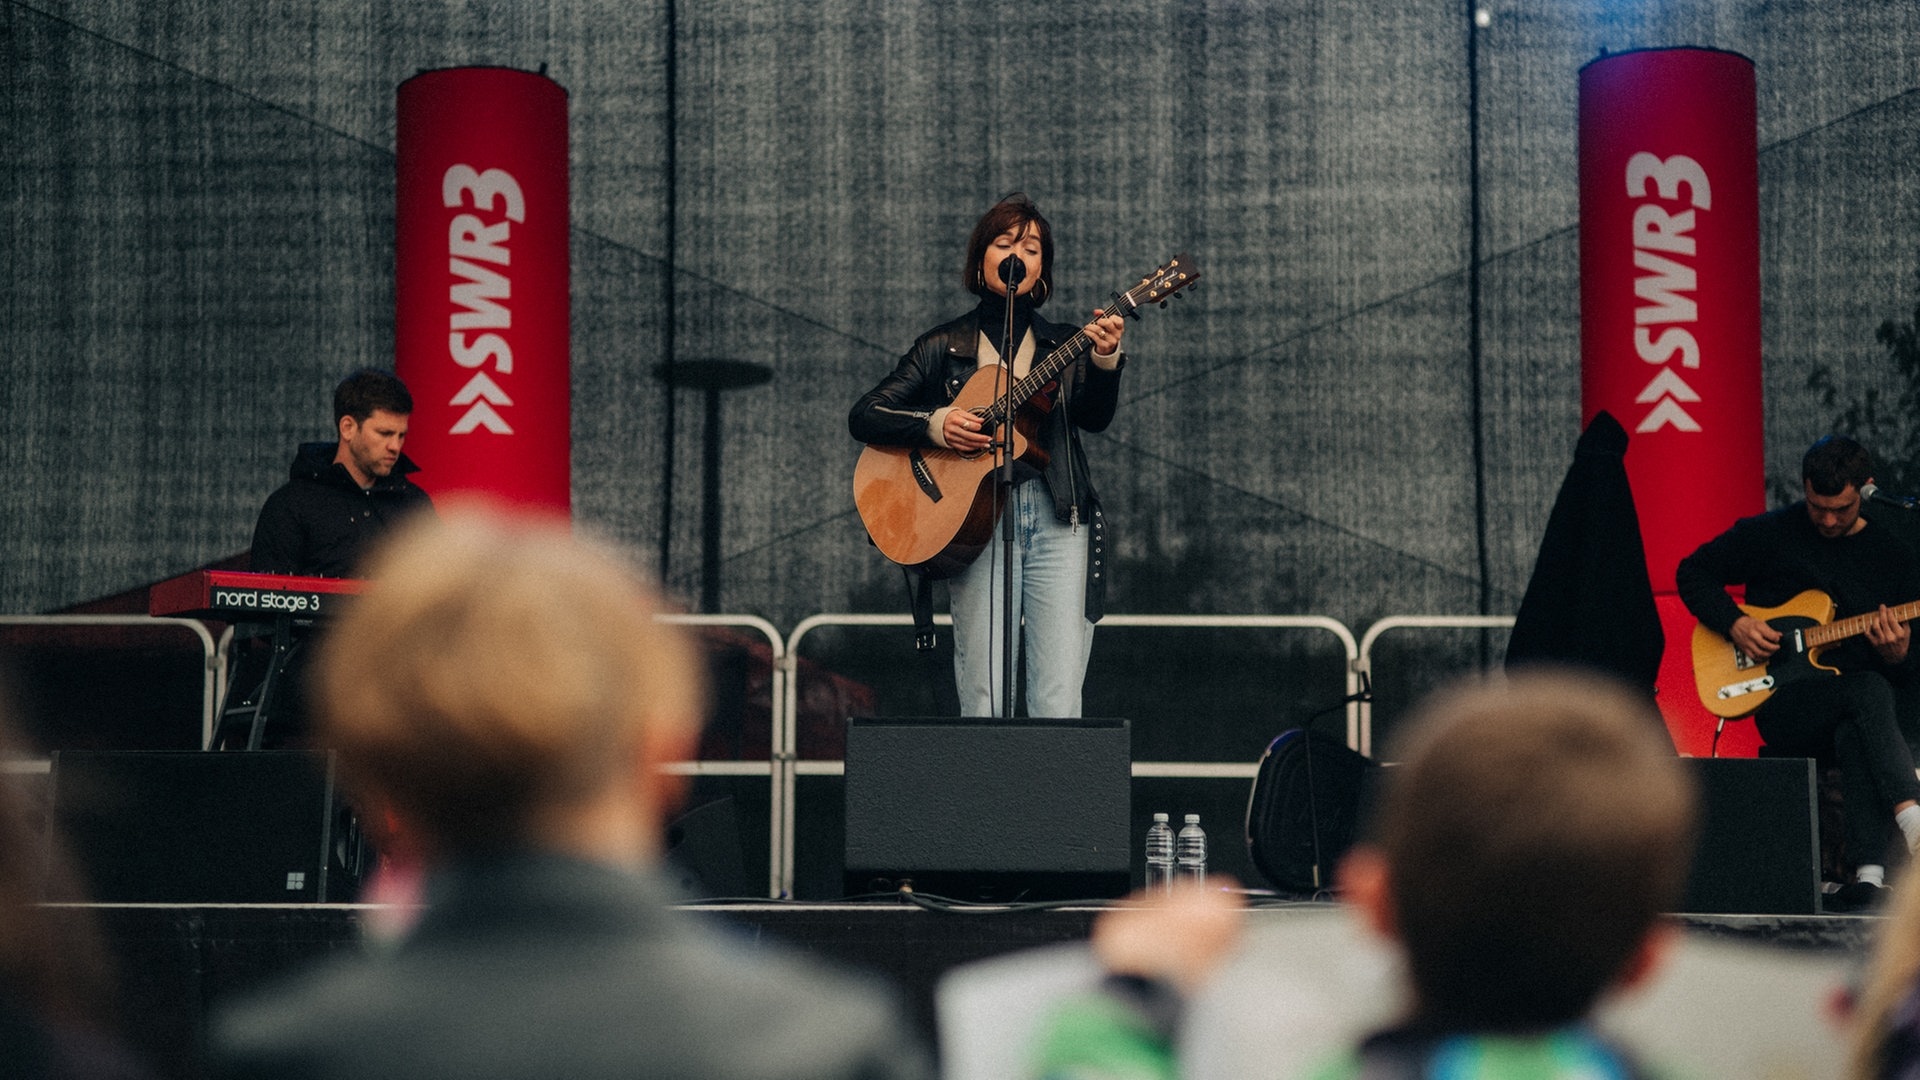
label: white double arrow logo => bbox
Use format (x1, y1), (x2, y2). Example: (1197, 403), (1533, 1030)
(450, 372), (514, 435)
(1634, 367), (1701, 433)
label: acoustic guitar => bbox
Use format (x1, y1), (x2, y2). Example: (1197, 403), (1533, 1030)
(1691, 589), (1920, 717)
(852, 255), (1201, 578)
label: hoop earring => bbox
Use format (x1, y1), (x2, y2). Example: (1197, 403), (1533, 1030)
(1031, 278), (1050, 306)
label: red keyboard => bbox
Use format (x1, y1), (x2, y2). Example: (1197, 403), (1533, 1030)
(149, 570), (366, 620)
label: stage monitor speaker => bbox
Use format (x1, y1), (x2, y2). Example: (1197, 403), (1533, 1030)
(664, 795), (751, 900)
(48, 750), (349, 903)
(1681, 757), (1819, 916)
(844, 716), (1130, 902)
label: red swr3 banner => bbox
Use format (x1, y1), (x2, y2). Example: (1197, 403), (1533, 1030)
(396, 67), (571, 514)
(1579, 47), (1762, 592)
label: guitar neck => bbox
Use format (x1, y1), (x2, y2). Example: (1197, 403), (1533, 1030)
(1005, 329), (1099, 411)
(977, 257), (1198, 424)
(1807, 599), (1920, 648)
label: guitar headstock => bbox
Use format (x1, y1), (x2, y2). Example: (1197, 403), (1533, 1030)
(1116, 254), (1202, 316)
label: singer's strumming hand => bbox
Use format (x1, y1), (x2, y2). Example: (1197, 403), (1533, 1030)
(943, 408), (992, 453)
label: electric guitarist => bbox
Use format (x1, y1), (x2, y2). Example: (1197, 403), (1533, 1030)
(1676, 435), (1920, 905)
(848, 193), (1127, 720)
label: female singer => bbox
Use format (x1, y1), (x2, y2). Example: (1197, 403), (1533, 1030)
(849, 193), (1128, 717)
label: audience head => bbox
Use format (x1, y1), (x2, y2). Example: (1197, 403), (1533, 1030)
(1850, 862), (1920, 1079)
(311, 504), (705, 862)
(1343, 668), (1697, 1032)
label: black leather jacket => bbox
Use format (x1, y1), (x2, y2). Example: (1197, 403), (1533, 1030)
(849, 307), (1125, 619)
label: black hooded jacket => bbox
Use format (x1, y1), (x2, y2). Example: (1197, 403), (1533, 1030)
(249, 442), (435, 578)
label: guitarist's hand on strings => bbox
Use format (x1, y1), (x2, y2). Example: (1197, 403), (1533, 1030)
(1730, 614), (1782, 660)
(940, 408), (994, 454)
(1867, 603), (1911, 664)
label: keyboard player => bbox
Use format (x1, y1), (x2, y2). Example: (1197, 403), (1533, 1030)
(232, 369), (435, 747)
(250, 368), (435, 577)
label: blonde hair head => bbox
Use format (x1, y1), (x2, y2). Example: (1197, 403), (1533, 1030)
(311, 503), (704, 853)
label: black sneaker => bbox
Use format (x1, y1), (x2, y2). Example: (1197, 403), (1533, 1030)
(1832, 880), (1889, 912)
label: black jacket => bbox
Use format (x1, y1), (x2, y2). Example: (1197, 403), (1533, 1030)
(1505, 412), (1665, 698)
(249, 443), (435, 578)
(848, 307), (1124, 618)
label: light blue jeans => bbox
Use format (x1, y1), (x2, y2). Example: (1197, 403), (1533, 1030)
(947, 480), (1094, 718)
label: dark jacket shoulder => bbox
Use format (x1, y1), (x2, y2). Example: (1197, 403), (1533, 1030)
(250, 443), (433, 578)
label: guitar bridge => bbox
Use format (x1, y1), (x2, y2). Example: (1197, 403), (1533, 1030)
(908, 450), (942, 502)
(1732, 649), (1757, 671)
(1716, 674), (1774, 701)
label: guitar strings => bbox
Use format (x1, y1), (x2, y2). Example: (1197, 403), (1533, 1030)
(977, 263), (1175, 429)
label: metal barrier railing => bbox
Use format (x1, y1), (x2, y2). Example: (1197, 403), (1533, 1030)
(112, 610), (785, 897)
(781, 612), (1359, 898)
(2, 608), (1518, 900)
(1355, 614), (1516, 756)
(655, 614), (786, 898)
(0, 616), (224, 749)
(1098, 613), (1364, 751)
(781, 613), (953, 898)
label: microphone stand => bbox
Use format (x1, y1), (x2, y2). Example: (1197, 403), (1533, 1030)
(1863, 483), (1920, 510)
(1300, 671), (1372, 891)
(996, 257), (1022, 722)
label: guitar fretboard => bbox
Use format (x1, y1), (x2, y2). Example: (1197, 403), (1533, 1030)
(979, 257), (1196, 426)
(1805, 599), (1920, 647)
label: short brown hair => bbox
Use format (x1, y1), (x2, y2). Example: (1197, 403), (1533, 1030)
(1375, 670), (1696, 1031)
(1802, 434), (1873, 496)
(963, 193), (1054, 306)
(333, 368), (414, 425)
(311, 505), (705, 852)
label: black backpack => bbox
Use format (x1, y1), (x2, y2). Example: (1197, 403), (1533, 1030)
(1244, 727), (1380, 894)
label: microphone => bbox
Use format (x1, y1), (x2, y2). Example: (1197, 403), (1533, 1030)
(1862, 483), (1920, 510)
(997, 254), (1026, 288)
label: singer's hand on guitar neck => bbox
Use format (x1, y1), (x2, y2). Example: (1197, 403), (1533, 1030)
(1086, 308), (1125, 357)
(1730, 614), (1781, 660)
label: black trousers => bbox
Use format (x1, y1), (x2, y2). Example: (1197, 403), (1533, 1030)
(1756, 671), (1920, 864)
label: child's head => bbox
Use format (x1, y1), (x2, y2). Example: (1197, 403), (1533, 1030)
(1346, 669), (1697, 1032)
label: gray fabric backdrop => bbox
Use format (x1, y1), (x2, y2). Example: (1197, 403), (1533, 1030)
(8, 0), (1920, 644)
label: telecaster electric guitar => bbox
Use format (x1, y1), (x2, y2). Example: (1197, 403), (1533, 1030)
(853, 255), (1201, 578)
(1691, 589), (1920, 717)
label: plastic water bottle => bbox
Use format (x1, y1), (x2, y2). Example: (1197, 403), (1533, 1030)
(1176, 813), (1207, 883)
(1145, 813), (1176, 894)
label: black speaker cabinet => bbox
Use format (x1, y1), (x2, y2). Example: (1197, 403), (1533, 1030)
(1682, 757), (1820, 916)
(48, 750), (350, 903)
(664, 795), (751, 900)
(843, 716), (1130, 902)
